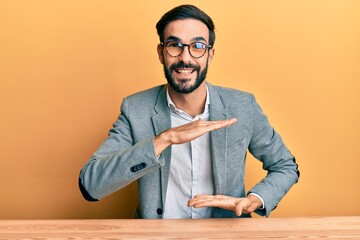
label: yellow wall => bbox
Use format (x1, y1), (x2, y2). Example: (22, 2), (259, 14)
(0, 0), (359, 218)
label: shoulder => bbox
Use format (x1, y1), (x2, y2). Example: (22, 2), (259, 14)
(208, 83), (254, 105)
(124, 85), (166, 106)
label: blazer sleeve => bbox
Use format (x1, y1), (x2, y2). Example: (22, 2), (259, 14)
(247, 95), (299, 217)
(78, 98), (164, 201)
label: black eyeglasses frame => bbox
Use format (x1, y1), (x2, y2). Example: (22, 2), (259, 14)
(160, 41), (212, 59)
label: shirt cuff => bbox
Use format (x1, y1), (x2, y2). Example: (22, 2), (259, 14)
(248, 193), (265, 209)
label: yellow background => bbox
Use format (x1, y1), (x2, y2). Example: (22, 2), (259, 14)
(0, 0), (359, 218)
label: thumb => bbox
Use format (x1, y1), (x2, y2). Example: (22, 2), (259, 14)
(235, 201), (245, 216)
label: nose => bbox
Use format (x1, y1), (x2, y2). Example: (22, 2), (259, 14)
(179, 45), (192, 63)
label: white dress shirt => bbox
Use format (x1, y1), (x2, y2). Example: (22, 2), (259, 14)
(163, 87), (214, 218)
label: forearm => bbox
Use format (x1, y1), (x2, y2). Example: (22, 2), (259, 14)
(248, 164), (299, 216)
(79, 138), (161, 200)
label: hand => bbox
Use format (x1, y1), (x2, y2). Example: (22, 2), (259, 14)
(187, 194), (263, 216)
(154, 118), (237, 156)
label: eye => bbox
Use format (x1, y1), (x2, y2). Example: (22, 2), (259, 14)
(192, 42), (205, 49)
(166, 41), (182, 48)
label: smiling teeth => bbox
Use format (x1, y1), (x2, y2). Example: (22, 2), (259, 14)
(178, 69), (192, 73)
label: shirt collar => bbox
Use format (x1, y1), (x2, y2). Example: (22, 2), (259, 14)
(166, 85), (210, 117)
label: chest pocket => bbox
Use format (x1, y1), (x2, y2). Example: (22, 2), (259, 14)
(226, 137), (247, 158)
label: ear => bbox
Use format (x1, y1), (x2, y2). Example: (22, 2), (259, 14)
(208, 48), (215, 64)
(157, 44), (164, 65)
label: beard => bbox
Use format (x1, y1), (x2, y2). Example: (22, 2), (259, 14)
(163, 60), (209, 94)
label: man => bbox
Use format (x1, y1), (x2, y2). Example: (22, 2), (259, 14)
(79, 4), (299, 219)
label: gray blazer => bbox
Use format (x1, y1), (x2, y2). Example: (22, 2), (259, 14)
(79, 83), (299, 218)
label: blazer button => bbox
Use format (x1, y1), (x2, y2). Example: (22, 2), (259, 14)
(130, 163), (147, 173)
(156, 208), (163, 215)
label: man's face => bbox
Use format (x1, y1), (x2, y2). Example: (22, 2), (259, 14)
(157, 19), (214, 94)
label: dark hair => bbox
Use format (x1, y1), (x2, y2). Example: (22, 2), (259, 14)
(156, 4), (215, 47)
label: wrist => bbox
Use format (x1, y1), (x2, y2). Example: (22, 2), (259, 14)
(246, 194), (263, 211)
(153, 131), (172, 156)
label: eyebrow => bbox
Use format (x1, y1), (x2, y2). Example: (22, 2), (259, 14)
(165, 36), (181, 43)
(164, 35), (208, 43)
(192, 37), (207, 43)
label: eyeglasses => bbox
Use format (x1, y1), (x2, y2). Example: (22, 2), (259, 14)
(161, 41), (212, 58)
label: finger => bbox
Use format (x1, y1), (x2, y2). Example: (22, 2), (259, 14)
(191, 199), (238, 213)
(213, 118), (237, 128)
(188, 194), (228, 207)
(191, 194), (229, 202)
(188, 195), (213, 207)
(190, 199), (219, 208)
(193, 194), (214, 198)
(202, 118), (237, 126)
(235, 205), (243, 216)
(226, 118), (238, 125)
(235, 201), (246, 216)
(235, 199), (251, 216)
(190, 197), (232, 208)
(202, 118), (237, 131)
(192, 194), (231, 202)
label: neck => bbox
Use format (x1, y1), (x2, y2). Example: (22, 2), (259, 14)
(168, 81), (207, 117)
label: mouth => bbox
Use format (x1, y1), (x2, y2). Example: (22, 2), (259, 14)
(174, 68), (195, 77)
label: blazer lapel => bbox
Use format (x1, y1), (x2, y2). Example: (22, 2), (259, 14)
(151, 85), (172, 205)
(208, 83), (228, 195)
(151, 84), (228, 201)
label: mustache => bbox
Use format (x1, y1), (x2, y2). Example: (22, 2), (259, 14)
(169, 62), (200, 72)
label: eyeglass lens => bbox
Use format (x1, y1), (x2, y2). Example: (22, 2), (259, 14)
(165, 42), (208, 58)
